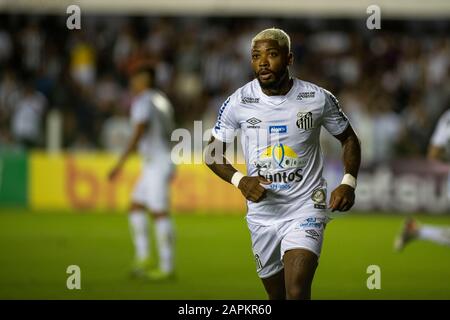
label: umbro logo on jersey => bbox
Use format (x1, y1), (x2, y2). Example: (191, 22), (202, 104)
(296, 112), (314, 130)
(296, 91), (315, 100)
(241, 97), (260, 104)
(246, 117), (262, 126)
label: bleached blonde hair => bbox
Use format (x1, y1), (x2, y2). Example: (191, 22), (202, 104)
(251, 28), (291, 51)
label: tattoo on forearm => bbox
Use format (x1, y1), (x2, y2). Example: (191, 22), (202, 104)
(205, 138), (237, 184)
(342, 135), (361, 178)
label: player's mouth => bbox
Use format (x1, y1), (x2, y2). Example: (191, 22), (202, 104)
(258, 70), (273, 81)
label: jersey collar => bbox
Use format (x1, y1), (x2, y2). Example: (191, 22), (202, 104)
(255, 78), (298, 106)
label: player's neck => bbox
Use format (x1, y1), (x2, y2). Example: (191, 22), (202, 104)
(261, 73), (293, 96)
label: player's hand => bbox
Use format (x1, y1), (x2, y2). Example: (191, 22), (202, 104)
(238, 176), (271, 203)
(108, 164), (122, 181)
(329, 184), (355, 212)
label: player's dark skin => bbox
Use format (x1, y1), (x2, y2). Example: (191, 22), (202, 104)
(205, 39), (361, 300)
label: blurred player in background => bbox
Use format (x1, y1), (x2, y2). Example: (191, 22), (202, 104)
(395, 109), (450, 251)
(109, 67), (176, 280)
(205, 28), (361, 299)
(428, 109), (450, 162)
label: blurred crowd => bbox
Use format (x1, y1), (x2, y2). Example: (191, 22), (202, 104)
(0, 15), (448, 164)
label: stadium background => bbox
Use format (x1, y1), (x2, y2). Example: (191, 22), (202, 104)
(0, 0), (449, 299)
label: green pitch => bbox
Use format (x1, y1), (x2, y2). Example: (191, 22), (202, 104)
(0, 209), (449, 299)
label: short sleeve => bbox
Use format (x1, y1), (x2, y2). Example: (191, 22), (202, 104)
(211, 96), (239, 143)
(431, 111), (450, 147)
(321, 89), (350, 136)
(131, 96), (152, 125)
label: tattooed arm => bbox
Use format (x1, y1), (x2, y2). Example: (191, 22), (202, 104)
(328, 125), (361, 212)
(205, 136), (270, 203)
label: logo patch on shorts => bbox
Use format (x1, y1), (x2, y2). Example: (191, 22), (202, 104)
(311, 187), (327, 209)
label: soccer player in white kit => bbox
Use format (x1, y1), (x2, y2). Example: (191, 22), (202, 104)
(109, 67), (175, 280)
(395, 109), (450, 250)
(205, 28), (361, 299)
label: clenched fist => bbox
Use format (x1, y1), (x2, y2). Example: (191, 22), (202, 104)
(329, 184), (355, 212)
(238, 176), (272, 203)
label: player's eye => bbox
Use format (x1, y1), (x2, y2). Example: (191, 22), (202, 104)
(269, 52), (278, 57)
(252, 54), (260, 59)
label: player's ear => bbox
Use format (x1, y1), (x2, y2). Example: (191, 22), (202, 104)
(287, 52), (294, 66)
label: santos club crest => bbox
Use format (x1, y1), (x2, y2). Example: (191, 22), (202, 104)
(296, 112), (314, 130)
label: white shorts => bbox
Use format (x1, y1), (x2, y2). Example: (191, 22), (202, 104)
(248, 214), (330, 279)
(131, 162), (173, 212)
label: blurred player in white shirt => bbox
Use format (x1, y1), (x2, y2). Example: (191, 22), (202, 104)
(428, 109), (450, 162)
(395, 109), (450, 250)
(205, 28), (361, 299)
(109, 67), (175, 280)
(11, 79), (47, 148)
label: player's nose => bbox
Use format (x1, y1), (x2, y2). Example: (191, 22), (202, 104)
(258, 57), (269, 68)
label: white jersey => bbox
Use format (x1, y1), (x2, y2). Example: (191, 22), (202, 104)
(12, 91), (46, 141)
(212, 78), (350, 226)
(431, 109), (450, 156)
(131, 89), (175, 164)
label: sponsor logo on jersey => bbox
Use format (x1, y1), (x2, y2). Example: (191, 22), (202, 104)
(241, 97), (260, 104)
(296, 112), (314, 130)
(296, 91), (315, 100)
(254, 143), (307, 187)
(246, 117), (262, 129)
(269, 125), (287, 134)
